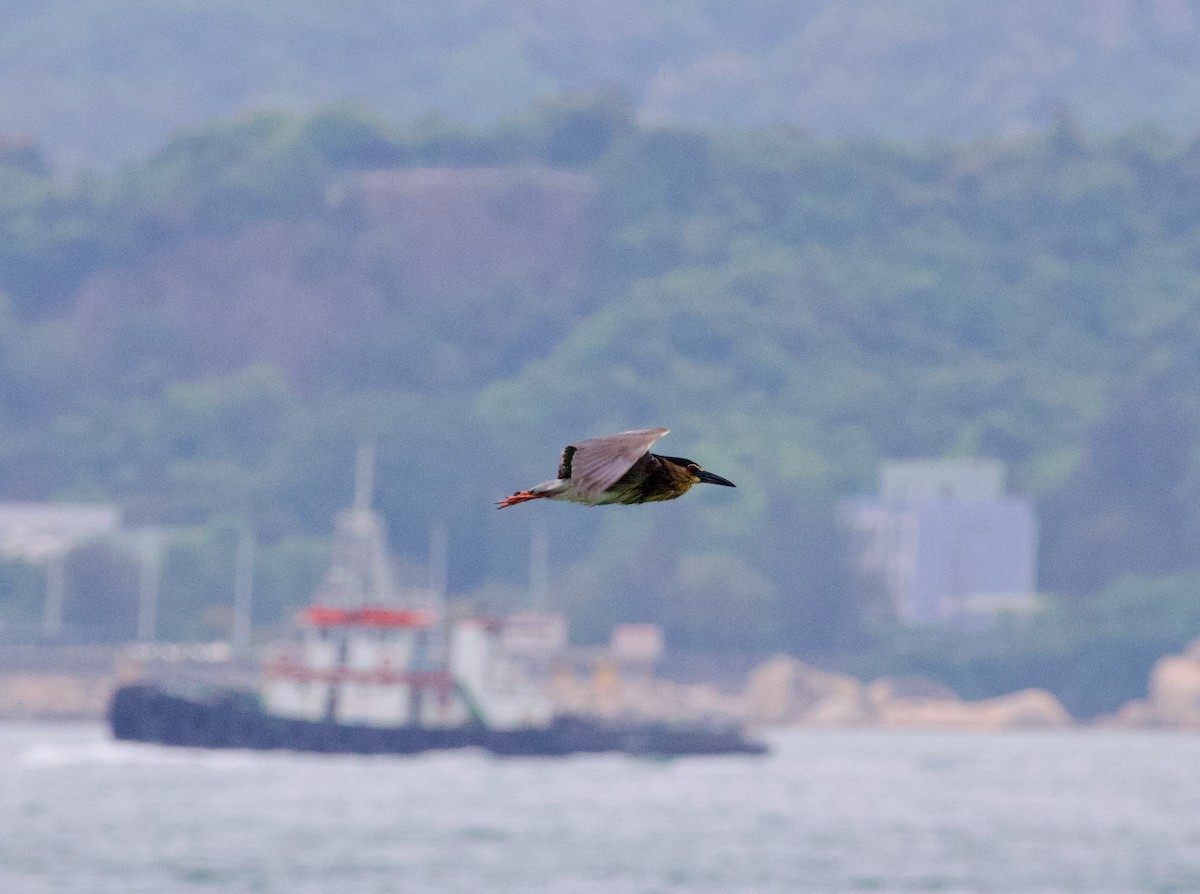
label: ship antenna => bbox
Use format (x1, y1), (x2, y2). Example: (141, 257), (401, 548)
(354, 443), (376, 512)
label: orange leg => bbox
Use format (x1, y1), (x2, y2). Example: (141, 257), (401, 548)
(496, 490), (547, 509)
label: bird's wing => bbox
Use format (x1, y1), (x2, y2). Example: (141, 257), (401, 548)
(563, 428), (669, 495)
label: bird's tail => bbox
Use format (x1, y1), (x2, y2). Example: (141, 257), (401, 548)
(496, 490), (547, 509)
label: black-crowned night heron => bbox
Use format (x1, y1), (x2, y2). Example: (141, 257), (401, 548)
(497, 428), (735, 508)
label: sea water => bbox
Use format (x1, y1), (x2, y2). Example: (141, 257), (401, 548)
(3, 722), (1200, 893)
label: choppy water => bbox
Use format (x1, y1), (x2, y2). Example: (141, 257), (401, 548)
(4, 723), (1200, 893)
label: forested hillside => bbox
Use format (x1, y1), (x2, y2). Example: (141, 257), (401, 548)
(3, 96), (1200, 713)
(8, 1), (1200, 168)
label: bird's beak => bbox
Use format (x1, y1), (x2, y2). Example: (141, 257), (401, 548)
(696, 469), (736, 487)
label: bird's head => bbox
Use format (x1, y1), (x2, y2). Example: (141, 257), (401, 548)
(658, 455), (736, 488)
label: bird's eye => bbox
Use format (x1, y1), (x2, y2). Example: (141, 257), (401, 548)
(687, 464), (701, 474)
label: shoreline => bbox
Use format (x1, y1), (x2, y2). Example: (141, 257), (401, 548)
(8, 639), (1200, 732)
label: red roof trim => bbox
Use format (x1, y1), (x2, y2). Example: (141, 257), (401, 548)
(299, 606), (434, 629)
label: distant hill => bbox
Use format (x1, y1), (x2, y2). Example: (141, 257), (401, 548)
(6, 1), (1200, 168)
(2, 101), (1200, 714)
(69, 167), (597, 385)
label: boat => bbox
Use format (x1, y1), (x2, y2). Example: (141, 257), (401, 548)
(108, 451), (767, 758)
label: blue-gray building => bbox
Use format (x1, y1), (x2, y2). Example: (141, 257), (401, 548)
(845, 460), (1038, 624)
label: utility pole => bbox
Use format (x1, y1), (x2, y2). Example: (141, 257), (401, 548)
(529, 522), (548, 611)
(428, 523), (448, 607)
(41, 551), (67, 638)
(137, 539), (162, 644)
(231, 527), (256, 654)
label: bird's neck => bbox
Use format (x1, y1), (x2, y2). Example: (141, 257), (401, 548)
(642, 455), (696, 502)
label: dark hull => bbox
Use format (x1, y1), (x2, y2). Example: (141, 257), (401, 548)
(108, 684), (768, 757)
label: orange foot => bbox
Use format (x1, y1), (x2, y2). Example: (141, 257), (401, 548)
(496, 491), (545, 509)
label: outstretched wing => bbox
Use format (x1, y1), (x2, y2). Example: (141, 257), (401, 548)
(561, 428), (669, 496)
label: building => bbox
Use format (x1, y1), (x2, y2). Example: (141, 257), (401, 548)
(0, 503), (121, 561)
(845, 460), (1038, 624)
(0, 503), (123, 637)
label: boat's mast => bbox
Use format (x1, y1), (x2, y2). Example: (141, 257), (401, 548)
(316, 443), (398, 607)
(354, 444), (374, 514)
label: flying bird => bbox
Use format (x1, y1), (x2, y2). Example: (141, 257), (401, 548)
(497, 428), (735, 508)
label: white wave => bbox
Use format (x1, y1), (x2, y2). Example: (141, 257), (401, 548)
(16, 737), (259, 769)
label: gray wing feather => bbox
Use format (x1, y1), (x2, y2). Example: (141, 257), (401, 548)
(566, 428), (668, 495)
